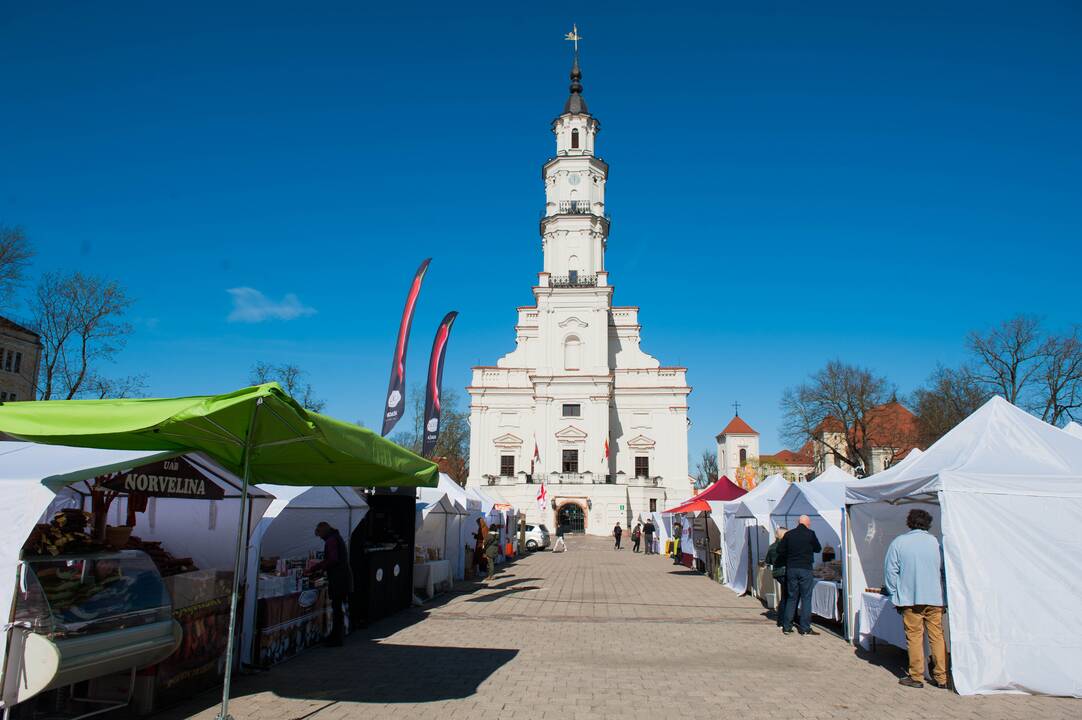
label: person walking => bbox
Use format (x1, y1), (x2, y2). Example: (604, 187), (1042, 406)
(884, 509), (949, 689)
(482, 524), (500, 581)
(308, 521), (351, 647)
(613, 522), (623, 550)
(643, 519), (656, 555)
(778, 514), (821, 636)
(553, 522), (567, 552)
(764, 526), (790, 627)
(671, 522), (682, 565)
(631, 523), (642, 553)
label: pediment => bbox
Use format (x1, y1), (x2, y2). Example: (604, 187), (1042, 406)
(557, 316), (589, 329)
(627, 434), (656, 449)
(493, 432), (524, 448)
(554, 425), (588, 441)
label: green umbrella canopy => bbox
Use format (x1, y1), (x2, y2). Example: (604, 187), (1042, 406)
(0, 383), (437, 488)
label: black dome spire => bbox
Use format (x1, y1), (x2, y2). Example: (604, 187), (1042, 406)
(563, 55), (588, 115)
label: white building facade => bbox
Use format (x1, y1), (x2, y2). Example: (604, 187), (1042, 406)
(466, 55), (691, 536)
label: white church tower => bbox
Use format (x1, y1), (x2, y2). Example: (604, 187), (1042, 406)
(466, 43), (692, 536)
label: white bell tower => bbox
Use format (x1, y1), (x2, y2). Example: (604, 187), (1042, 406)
(540, 53), (610, 282)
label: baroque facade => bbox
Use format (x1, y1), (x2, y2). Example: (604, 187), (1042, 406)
(465, 54), (691, 536)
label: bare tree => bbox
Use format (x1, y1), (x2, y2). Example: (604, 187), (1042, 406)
(781, 360), (899, 474)
(391, 384), (470, 481)
(966, 315), (1045, 406)
(32, 271), (134, 400)
(87, 373), (149, 400)
(693, 449), (718, 489)
(1039, 329), (1082, 425)
(0, 225), (33, 299)
(249, 362), (326, 412)
(911, 365), (991, 445)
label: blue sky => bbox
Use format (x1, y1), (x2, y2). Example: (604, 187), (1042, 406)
(2, 1), (1080, 459)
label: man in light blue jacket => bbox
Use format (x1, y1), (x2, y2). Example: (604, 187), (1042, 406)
(883, 508), (948, 689)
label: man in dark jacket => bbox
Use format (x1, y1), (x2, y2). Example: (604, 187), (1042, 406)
(776, 515), (821, 636)
(643, 520), (656, 555)
(310, 522), (351, 646)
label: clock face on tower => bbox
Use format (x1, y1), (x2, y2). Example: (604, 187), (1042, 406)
(568, 173), (581, 186)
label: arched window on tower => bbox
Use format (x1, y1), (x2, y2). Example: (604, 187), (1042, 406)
(571, 129), (580, 149)
(739, 448), (747, 467)
(564, 336), (582, 371)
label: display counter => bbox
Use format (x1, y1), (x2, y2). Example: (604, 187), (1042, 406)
(255, 587), (331, 667)
(858, 591), (950, 652)
(413, 559), (451, 599)
(812, 580), (842, 621)
(153, 570), (234, 706)
(6, 551), (181, 707)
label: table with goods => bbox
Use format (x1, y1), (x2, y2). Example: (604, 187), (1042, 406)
(253, 552), (339, 668)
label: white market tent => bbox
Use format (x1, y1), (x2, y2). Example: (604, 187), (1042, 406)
(708, 474), (789, 595)
(239, 484), (368, 665)
(0, 442), (276, 677)
(466, 486), (498, 514)
(845, 397), (1082, 697)
(769, 466), (853, 556)
(1064, 421), (1082, 439)
(417, 474), (470, 580)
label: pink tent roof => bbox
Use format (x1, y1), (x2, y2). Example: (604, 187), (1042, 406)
(663, 475), (746, 514)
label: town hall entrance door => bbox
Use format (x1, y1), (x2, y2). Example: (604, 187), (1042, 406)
(557, 503), (586, 534)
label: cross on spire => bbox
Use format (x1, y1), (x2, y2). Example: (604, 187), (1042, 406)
(732, 400), (741, 417)
(564, 24), (582, 55)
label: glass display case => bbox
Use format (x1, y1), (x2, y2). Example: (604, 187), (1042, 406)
(15, 551), (173, 636)
(5, 551), (181, 708)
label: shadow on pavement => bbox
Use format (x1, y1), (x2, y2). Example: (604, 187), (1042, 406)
(154, 601), (519, 718)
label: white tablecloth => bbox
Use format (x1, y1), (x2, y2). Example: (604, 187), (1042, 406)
(812, 580), (841, 621)
(413, 559), (452, 598)
(858, 592), (950, 652)
(859, 592), (905, 650)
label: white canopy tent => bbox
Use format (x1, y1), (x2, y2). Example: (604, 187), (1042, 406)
(239, 485), (368, 665)
(769, 466), (853, 557)
(708, 474), (789, 595)
(0, 442), (276, 679)
(417, 475), (469, 579)
(845, 397), (1082, 696)
(1064, 421), (1082, 439)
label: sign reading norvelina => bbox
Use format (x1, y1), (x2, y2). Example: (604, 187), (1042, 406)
(101, 457), (225, 500)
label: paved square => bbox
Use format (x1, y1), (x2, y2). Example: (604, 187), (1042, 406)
(163, 536), (1077, 720)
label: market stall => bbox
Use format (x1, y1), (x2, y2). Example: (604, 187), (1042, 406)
(0, 383), (438, 720)
(0, 443), (275, 714)
(663, 476), (746, 568)
(708, 473), (788, 598)
(414, 492), (459, 600)
(418, 474), (473, 580)
(241, 485), (368, 667)
(845, 397), (1082, 696)
(351, 491), (418, 626)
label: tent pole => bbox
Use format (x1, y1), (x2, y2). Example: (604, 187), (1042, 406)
(217, 398), (261, 720)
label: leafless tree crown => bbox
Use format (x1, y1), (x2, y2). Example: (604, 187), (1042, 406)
(0, 225), (33, 299)
(31, 271), (135, 400)
(780, 360), (904, 473)
(249, 361), (326, 412)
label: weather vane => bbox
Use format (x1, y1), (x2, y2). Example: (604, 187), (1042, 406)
(564, 24), (582, 54)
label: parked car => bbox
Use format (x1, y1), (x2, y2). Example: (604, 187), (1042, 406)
(523, 523), (550, 551)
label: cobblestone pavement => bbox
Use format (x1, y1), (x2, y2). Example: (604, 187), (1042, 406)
(163, 535), (1077, 720)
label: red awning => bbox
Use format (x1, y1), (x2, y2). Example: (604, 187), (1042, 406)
(663, 475), (746, 514)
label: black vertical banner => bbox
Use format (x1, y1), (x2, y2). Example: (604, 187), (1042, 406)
(381, 258), (431, 437)
(422, 311), (458, 457)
